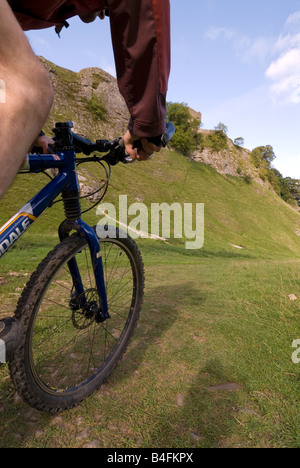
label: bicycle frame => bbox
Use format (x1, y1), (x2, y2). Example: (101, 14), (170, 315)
(0, 148), (109, 319)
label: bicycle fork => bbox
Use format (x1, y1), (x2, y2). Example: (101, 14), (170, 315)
(55, 127), (109, 323)
(58, 202), (110, 323)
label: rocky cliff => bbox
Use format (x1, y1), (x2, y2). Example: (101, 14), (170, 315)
(192, 129), (270, 188)
(40, 57), (129, 141)
(40, 57), (270, 189)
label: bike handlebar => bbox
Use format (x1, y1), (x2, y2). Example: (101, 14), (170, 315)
(33, 121), (175, 166)
(73, 121), (175, 164)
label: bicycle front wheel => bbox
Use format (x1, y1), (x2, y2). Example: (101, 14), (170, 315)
(9, 227), (144, 412)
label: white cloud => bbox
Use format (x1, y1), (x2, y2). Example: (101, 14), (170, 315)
(238, 36), (274, 65)
(205, 26), (274, 65)
(206, 12), (300, 104)
(267, 48), (300, 79)
(266, 11), (300, 105)
(286, 11), (300, 29)
(205, 26), (236, 41)
(206, 26), (274, 65)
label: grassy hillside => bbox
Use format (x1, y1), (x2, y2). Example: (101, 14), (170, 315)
(0, 57), (295, 263)
(98, 149), (300, 260)
(0, 147), (299, 268)
(0, 59), (300, 448)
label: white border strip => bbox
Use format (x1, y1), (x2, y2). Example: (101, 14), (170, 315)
(0, 339), (6, 363)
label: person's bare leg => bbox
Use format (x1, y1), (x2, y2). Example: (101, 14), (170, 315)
(0, 0), (53, 200)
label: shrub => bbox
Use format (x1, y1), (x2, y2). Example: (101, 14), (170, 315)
(83, 93), (107, 121)
(201, 131), (228, 152)
(166, 102), (200, 155)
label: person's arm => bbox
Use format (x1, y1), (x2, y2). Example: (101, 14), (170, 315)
(108, 0), (171, 141)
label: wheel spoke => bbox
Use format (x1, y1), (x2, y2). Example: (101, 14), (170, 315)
(30, 238), (139, 393)
(10, 232), (144, 412)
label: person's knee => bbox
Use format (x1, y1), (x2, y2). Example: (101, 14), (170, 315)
(0, 58), (54, 200)
(28, 59), (54, 121)
(2, 56), (54, 126)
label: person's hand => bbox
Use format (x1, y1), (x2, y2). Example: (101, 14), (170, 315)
(34, 134), (55, 153)
(122, 130), (161, 161)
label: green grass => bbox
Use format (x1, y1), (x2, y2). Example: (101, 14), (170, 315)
(0, 149), (300, 447)
(82, 93), (108, 121)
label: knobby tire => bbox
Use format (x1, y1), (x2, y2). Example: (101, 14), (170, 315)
(9, 227), (144, 412)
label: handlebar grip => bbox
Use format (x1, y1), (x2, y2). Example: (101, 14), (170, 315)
(133, 122), (176, 150)
(161, 121), (176, 147)
(121, 121), (176, 163)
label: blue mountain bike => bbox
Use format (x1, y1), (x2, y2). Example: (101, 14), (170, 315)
(0, 121), (175, 412)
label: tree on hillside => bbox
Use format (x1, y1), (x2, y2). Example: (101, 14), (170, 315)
(234, 137), (245, 147)
(214, 122), (228, 135)
(251, 145), (276, 168)
(284, 177), (300, 204)
(166, 102), (200, 155)
(251, 145), (299, 205)
(270, 169), (299, 204)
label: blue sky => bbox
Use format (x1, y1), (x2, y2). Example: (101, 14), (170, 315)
(26, 0), (300, 178)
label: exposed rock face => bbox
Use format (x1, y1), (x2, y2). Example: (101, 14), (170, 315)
(192, 129), (271, 188)
(39, 57), (271, 190)
(40, 57), (129, 140)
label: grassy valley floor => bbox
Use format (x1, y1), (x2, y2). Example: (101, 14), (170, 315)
(0, 149), (299, 447)
(0, 243), (300, 447)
